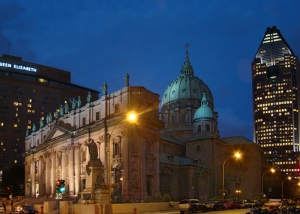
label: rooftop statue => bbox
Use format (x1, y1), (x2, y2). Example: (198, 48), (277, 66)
(64, 103), (69, 114)
(32, 123), (36, 132)
(60, 105), (64, 116)
(54, 111), (59, 119)
(40, 118), (44, 129)
(69, 97), (76, 110)
(101, 82), (108, 96)
(87, 92), (92, 103)
(125, 73), (130, 87)
(77, 96), (81, 108)
(48, 113), (52, 123)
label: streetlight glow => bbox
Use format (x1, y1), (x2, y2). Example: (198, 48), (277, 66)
(127, 112), (137, 122)
(222, 152), (242, 200)
(281, 176), (291, 200)
(107, 111), (137, 206)
(261, 168), (276, 199)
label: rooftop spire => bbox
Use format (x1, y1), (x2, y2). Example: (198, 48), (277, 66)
(180, 42), (194, 76)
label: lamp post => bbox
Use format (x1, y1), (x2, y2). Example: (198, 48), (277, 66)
(261, 168), (275, 199)
(281, 176), (291, 201)
(107, 112), (137, 205)
(235, 189), (241, 201)
(222, 152), (241, 200)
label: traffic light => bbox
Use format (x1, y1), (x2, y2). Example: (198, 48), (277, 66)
(56, 179), (65, 193)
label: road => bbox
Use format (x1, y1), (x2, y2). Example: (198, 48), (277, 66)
(135, 208), (250, 214)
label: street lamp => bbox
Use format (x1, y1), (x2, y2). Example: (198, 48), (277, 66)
(281, 176), (291, 201)
(235, 189), (241, 200)
(261, 168), (275, 199)
(107, 112), (137, 205)
(222, 152), (241, 200)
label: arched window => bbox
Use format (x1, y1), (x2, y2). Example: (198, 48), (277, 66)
(114, 143), (120, 156)
(206, 124), (210, 131)
(198, 125), (201, 132)
(196, 145), (201, 152)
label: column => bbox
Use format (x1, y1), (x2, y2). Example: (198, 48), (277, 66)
(67, 146), (75, 196)
(56, 152), (61, 179)
(61, 147), (67, 182)
(38, 156), (44, 196)
(45, 153), (51, 196)
(30, 158), (36, 197)
(51, 151), (56, 196)
(74, 143), (81, 196)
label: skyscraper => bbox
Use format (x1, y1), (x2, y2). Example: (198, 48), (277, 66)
(252, 26), (300, 177)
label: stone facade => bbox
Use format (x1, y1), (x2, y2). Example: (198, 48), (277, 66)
(24, 86), (163, 202)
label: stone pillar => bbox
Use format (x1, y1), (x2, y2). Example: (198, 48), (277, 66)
(45, 153), (51, 196)
(56, 152), (61, 179)
(61, 147), (67, 182)
(74, 143), (81, 196)
(30, 158), (36, 197)
(38, 156), (44, 196)
(67, 146), (75, 196)
(51, 151), (56, 196)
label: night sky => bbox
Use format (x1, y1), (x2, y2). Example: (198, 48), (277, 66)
(1, 1), (300, 141)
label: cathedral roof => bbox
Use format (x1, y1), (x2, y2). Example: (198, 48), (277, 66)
(161, 44), (214, 108)
(193, 93), (214, 120)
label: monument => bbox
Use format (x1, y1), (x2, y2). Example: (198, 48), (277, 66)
(78, 138), (106, 204)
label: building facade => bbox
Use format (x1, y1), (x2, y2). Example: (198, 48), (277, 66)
(252, 26), (300, 177)
(24, 48), (262, 201)
(0, 54), (99, 173)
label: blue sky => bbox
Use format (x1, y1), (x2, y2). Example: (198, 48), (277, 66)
(1, 1), (300, 140)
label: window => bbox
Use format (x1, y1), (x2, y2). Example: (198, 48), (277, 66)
(198, 125), (201, 132)
(83, 117), (86, 126)
(96, 112), (100, 121)
(114, 143), (120, 156)
(196, 145), (201, 152)
(115, 104), (120, 113)
(206, 124), (210, 131)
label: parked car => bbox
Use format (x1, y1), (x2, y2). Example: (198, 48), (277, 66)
(238, 200), (247, 208)
(244, 199), (262, 208)
(13, 205), (38, 214)
(205, 201), (226, 210)
(0, 205), (4, 213)
(178, 198), (208, 213)
(224, 201), (241, 209)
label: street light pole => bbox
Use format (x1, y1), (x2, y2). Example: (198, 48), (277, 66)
(107, 112), (137, 205)
(261, 168), (275, 199)
(281, 176), (291, 201)
(235, 190), (241, 201)
(222, 152), (241, 200)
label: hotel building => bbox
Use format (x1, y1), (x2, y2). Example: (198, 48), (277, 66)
(0, 54), (99, 173)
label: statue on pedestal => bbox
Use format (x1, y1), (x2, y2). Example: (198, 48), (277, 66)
(85, 139), (98, 161)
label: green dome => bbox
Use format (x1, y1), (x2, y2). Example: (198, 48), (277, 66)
(161, 50), (214, 108)
(193, 93), (214, 120)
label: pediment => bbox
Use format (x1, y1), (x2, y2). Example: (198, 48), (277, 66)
(51, 129), (66, 139)
(43, 124), (73, 142)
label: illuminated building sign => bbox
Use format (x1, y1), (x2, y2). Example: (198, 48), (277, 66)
(0, 61), (37, 72)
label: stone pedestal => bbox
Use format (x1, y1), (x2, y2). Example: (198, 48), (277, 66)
(79, 160), (104, 204)
(95, 188), (110, 204)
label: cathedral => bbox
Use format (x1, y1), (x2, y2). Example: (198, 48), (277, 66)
(24, 47), (261, 202)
